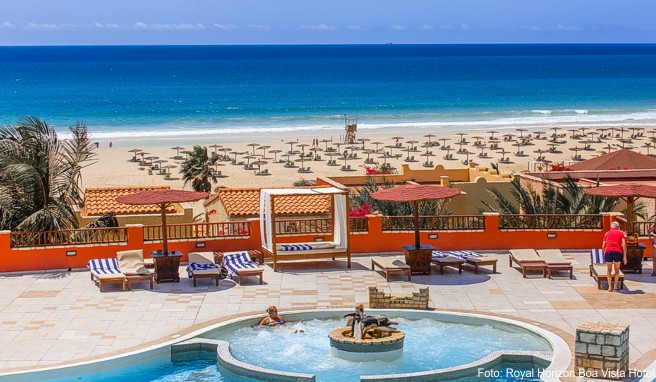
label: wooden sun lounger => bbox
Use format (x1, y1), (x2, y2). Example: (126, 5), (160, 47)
(536, 249), (573, 279)
(88, 259), (127, 292)
(91, 271), (126, 292)
(590, 249), (624, 290)
(431, 250), (498, 274)
(371, 257), (411, 281)
(509, 249), (546, 278)
(188, 252), (221, 287)
(117, 250), (154, 291)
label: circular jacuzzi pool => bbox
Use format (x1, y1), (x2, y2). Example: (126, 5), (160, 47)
(0, 309), (570, 382)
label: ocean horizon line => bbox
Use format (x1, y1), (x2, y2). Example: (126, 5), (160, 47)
(2, 42), (656, 48)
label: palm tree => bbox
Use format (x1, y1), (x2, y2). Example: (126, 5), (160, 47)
(180, 145), (219, 192)
(351, 177), (451, 228)
(0, 117), (97, 232)
(483, 176), (620, 215)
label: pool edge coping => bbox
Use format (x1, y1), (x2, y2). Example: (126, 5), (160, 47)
(0, 308), (570, 381)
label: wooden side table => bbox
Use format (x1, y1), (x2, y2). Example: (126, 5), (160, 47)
(621, 244), (645, 274)
(151, 251), (182, 283)
(401, 244), (434, 275)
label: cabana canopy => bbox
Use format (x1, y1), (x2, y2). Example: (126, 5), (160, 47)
(259, 187), (349, 254)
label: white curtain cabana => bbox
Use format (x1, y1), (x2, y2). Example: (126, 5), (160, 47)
(259, 187), (351, 272)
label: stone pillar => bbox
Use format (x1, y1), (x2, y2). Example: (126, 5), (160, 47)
(440, 176), (450, 187)
(575, 322), (629, 379)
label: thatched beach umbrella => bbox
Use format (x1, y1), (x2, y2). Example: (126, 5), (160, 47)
(129, 149), (143, 162)
(269, 149), (283, 163)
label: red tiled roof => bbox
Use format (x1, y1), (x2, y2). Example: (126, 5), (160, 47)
(568, 149), (656, 171)
(116, 189), (207, 205)
(84, 186), (178, 216)
(205, 188), (331, 217)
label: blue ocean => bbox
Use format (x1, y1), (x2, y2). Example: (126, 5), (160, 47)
(1, 44), (656, 139)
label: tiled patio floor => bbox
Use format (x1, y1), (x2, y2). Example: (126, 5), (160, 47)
(0, 251), (655, 375)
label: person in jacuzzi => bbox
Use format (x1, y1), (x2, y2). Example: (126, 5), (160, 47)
(259, 306), (286, 327)
(253, 306), (304, 332)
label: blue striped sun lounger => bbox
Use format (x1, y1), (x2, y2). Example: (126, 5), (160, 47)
(186, 262), (219, 278)
(589, 249), (624, 290)
(432, 250), (497, 274)
(223, 251), (264, 285)
(87, 258), (126, 292)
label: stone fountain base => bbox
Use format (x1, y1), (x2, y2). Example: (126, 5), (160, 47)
(328, 327), (405, 362)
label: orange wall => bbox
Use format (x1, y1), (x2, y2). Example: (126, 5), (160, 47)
(0, 214), (652, 273)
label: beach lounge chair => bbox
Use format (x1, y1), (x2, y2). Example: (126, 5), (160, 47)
(186, 251), (221, 287)
(223, 251), (264, 285)
(117, 250), (154, 290)
(432, 250), (497, 274)
(87, 258), (126, 292)
(590, 249), (624, 290)
(508, 249), (546, 278)
(430, 251), (464, 274)
(536, 249), (573, 279)
(371, 257), (411, 281)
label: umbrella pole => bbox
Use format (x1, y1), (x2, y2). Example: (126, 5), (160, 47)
(414, 200), (420, 249)
(627, 196), (635, 235)
(161, 202), (169, 254)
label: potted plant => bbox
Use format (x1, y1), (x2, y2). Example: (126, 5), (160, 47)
(626, 232), (639, 246)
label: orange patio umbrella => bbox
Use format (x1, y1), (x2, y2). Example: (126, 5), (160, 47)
(117, 189), (208, 254)
(371, 184), (461, 249)
(584, 184), (656, 235)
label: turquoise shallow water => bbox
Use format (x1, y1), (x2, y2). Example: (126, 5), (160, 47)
(1, 44), (656, 139)
(23, 316), (553, 382)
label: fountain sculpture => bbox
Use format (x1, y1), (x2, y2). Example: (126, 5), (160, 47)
(328, 304), (405, 361)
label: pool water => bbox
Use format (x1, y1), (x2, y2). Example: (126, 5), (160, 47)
(28, 316), (553, 382)
(87, 360), (543, 382)
(211, 317), (551, 381)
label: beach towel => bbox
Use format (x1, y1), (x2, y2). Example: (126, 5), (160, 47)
(279, 244), (314, 251)
(224, 252), (260, 274)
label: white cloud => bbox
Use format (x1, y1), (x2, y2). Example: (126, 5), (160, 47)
(0, 22), (15, 29)
(27, 23), (61, 30)
(389, 24), (406, 30)
(213, 23), (237, 30)
(300, 23), (337, 31)
(460, 23), (471, 31)
(347, 25), (361, 30)
(248, 24), (271, 30)
(132, 22), (205, 30)
(524, 25), (541, 31)
(93, 22), (120, 29)
(555, 24), (580, 31)
(421, 24), (434, 30)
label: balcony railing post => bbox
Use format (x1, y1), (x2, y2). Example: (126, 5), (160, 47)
(0, 230), (10, 254)
(366, 215), (383, 237)
(125, 224), (143, 250)
(483, 212), (500, 235)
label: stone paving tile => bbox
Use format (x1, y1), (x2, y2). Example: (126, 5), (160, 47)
(0, 252), (654, 372)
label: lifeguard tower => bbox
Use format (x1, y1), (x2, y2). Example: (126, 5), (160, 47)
(344, 117), (358, 144)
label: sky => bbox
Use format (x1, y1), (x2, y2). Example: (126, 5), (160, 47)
(1, 0), (655, 45)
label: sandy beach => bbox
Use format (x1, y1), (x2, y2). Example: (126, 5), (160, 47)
(82, 124), (655, 195)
